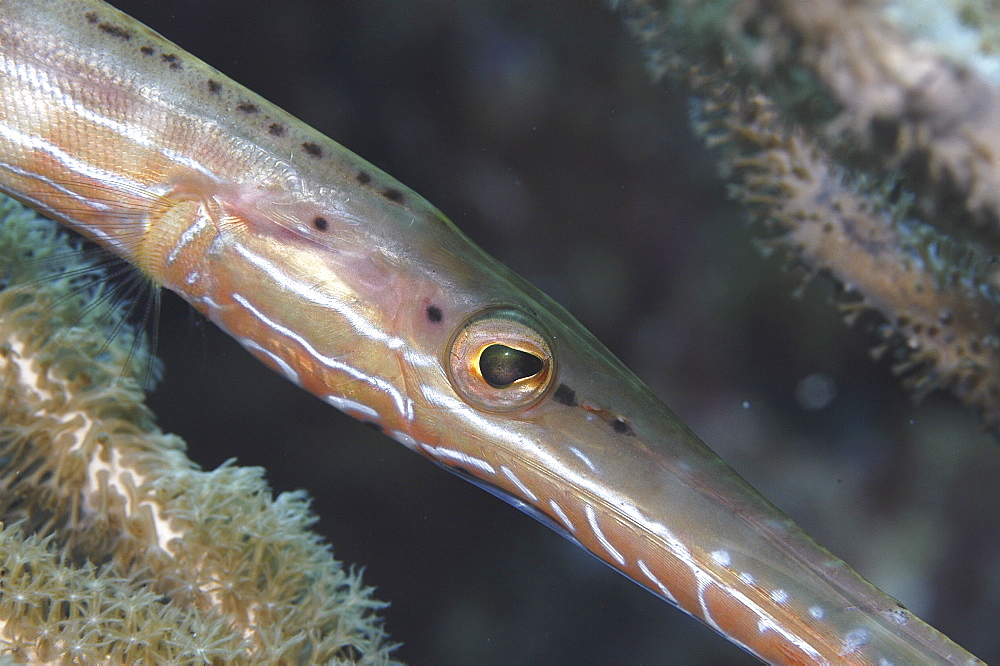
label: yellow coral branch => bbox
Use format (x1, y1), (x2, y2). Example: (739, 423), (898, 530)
(0, 195), (398, 663)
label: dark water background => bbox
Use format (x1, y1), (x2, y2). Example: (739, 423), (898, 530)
(100, 1), (1000, 663)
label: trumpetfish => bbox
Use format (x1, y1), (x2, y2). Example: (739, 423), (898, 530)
(0, 0), (982, 662)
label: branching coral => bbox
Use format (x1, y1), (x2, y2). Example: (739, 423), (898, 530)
(0, 194), (397, 663)
(610, 0), (1000, 429)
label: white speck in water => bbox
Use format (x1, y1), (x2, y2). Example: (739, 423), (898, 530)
(742, 400), (750, 409)
(794, 373), (836, 410)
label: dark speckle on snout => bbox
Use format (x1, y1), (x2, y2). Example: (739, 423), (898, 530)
(98, 21), (132, 40)
(161, 53), (182, 70)
(302, 142), (323, 158)
(381, 188), (405, 203)
(553, 383), (578, 407)
(611, 418), (635, 436)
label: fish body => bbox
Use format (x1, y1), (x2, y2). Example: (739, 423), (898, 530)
(0, 1), (980, 662)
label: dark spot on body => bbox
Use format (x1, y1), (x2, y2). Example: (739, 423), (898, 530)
(98, 22), (132, 40)
(363, 421), (383, 433)
(356, 171), (372, 184)
(612, 418), (635, 436)
(382, 188), (404, 203)
(236, 101), (259, 114)
(553, 383), (577, 407)
(268, 122), (285, 136)
(140, 45), (155, 56)
(160, 53), (182, 70)
(85, 11), (99, 23)
(302, 142), (323, 158)
(207, 80), (222, 94)
(426, 305), (443, 323)
(312, 216), (329, 232)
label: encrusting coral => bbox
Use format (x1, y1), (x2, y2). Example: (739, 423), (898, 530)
(609, 0), (1000, 430)
(0, 193), (398, 663)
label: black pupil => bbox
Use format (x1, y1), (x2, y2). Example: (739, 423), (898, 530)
(479, 344), (544, 389)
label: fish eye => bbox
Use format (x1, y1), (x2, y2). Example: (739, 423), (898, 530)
(446, 307), (555, 412)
